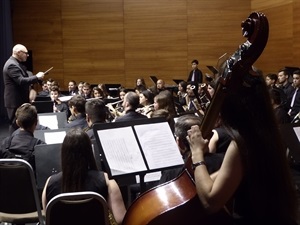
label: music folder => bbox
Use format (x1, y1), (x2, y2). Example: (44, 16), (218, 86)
(93, 118), (184, 179)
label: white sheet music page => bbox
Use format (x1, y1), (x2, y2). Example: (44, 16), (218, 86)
(134, 122), (184, 170)
(44, 131), (67, 144)
(97, 127), (147, 176)
(293, 127), (300, 142)
(38, 115), (58, 129)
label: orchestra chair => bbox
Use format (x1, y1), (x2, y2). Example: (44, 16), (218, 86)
(0, 159), (45, 225)
(45, 191), (110, 225)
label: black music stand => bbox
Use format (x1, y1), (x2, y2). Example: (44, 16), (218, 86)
(280, 123), (300, 164)
(93, 118), (184, 192)
(32, 101), (53, 113)
(37, 112), (67, 129)
(34, 141), (102, 191)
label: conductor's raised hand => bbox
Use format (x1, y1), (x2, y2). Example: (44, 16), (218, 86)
(186, 125), (209, 156)
(36, 72), (45, 80)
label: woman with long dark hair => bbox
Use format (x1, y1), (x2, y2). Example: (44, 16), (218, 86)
(187, 74), (298, 224)
(42, 129), (126, 224)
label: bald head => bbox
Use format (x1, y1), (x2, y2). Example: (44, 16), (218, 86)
(12, 44), (28, 62)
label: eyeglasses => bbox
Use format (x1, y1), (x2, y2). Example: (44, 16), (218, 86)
(20, 50), (29, 55)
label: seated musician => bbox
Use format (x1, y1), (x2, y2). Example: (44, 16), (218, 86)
(82, 82), (92, 100)
(91, 86), (104, 99)
(50, 86), (69, 117)
(159, 114), (225, 185)
(65, 95), (88, 129)
(137, 90), (155, 118)
(85, 98), (107, 140)
(42, 128), (126, 225)
(153, 90), (177, 118)
(187, 74), (298, 224)
(184, 82), (204, 115)
(177, 81), (188, 106)
(114, 91), (147, 122)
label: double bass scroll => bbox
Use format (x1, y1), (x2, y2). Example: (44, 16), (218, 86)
(122, 12), (269, 225)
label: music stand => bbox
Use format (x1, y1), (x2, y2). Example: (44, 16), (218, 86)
(34, 141), (102, 191)
(32, 101), (53, 113)
(173, 79), (184, 85)
(206, 65), (219, 75)
(93, 117), (184, 192)
(37, 112), (67, 129)
(34, 128), (69, 144)
(35, 96), (51, 101)
(105, 84), (121, 98)
(149, 76), (158, 85)
(279, 123), (300, 164)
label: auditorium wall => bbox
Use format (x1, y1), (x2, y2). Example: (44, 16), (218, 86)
(10, 0), (298, 90)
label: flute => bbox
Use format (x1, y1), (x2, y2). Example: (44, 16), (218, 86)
(106, 99), (123, 106)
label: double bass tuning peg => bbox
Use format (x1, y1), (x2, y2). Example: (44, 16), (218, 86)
(241, 18), (254, 38)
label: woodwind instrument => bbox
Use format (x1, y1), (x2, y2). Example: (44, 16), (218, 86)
(106, 99), (124, 119)
(136, 104), (154, 116)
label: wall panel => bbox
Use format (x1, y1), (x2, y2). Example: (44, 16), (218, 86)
(14, 0), (294, 90)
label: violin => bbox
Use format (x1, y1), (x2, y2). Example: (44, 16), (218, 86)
(122, 12), (269, 225)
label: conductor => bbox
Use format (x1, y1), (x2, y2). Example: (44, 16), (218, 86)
(3, 44), (45, 134)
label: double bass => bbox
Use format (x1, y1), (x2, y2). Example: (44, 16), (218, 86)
(122, 12), (269, 225)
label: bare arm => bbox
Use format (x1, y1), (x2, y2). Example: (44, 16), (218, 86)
(208, 129), (218, 153)
(104, 173), (126, 224)
(187, 125), (244, 214)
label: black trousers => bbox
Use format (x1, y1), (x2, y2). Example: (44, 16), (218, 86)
(6, 107), (18, 134)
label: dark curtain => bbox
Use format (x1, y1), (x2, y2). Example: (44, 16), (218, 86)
(0, 0), (13, 120)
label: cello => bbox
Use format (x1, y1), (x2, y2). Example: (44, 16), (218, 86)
(122, 12), (269, 225)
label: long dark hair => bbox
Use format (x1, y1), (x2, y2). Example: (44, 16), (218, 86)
(221, 74), (297, 222)
(61, 128), (98, 192)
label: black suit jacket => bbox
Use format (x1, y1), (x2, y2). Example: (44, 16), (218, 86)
(114, 110), (147, 122)
(289, 88), (300, 119)
(3, 56), (39, 108)
(187, 68), (203, 83)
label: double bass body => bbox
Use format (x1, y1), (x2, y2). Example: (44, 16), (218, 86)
(122, 170), (231, 225)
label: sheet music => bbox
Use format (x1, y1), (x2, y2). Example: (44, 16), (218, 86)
(134, 122), (184, 170)
(38, 115), (58, 129)
(97, 127), (147, 176)
(293, 127), (300, 142)
(44, 131), (67, 144)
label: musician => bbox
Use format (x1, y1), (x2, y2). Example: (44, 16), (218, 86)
(269, 88), (291, 124)
(50, 86), (69, 116)
(65, 95), (88, 129)
(159, 114), (224, 185)
(38, 81), (50, 96)
(106, 88), (127, 120)
(68, 80), (78, 96)
(184, 82), (204, 115)
(153, 90), (177, 118)
(288, 70), (300, 120)
(41, 129), (126, 225)
(114, 92), (147, 122)
(187, 74), (298, 224)
(177, 81), (188, 106)
(277, 68), (294, 107)
(187, 59), (203, 83)
(92, 86), (104, 99)
(137, 90), (154, 118)
(85, 98), (107, 140)
(82, 82), (92, 99)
